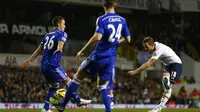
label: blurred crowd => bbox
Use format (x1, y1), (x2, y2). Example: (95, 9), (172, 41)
(0, 2), (200, 61)
(176, 76), (196, 84)
(0, 65), (199, 106)
(0, 66), (46, 103)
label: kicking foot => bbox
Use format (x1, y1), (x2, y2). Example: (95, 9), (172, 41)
(148, 106), (163, 112)
(77, 98), (92, 107)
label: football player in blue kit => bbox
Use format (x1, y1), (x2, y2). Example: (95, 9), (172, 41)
(51, 0), (132, 112)
(20, 16), (91, 112)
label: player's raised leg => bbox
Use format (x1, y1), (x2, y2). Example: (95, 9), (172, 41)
(64, 78), (82, 105)
(149, 64), (182, 112)
(48, 66), (91, 112)
(60, 69), (89, 107)
(148, 72), (173, 112)
(160, 72), (172, 106)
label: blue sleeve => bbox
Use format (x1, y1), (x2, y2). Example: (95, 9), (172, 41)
(95, 17), (104, 35)
(58, 32), (68, 43)
(41, 36), (46, 45)
(121, 20), (130, 37)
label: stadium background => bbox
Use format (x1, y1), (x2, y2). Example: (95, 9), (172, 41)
(0, 0), (200, 111)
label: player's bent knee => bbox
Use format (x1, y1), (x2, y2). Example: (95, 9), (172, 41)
(163, 72), (170, 76)
(49, 82), (59, 89)
(170, 84), (173, 89)
(64, 77), (71, 85)
(109, 90), (113, 94)
(71, 77), (81, 85)
(163, 75), (169, 80)
(162, 76), (170, 90)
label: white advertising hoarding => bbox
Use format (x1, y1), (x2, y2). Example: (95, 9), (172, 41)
(0, 103), (188, 109)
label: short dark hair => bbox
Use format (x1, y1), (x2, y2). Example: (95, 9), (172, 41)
(102, 0), (116, 9)
(52, 16), (65, 27)
(143, 36), (154, 45)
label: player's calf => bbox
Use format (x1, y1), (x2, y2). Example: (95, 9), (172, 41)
(159, 88), (172, 107)
(98, 84), (112, 112)
(44, 82), (59, 111)
(60, 77), (81, 108)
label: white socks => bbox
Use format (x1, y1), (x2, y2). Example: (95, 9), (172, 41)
(159, 88), (172, 107)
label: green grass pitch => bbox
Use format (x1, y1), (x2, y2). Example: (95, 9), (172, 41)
(0, 108), (199, 112)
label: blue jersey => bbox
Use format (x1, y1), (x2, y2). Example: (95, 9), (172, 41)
(93, 13), (130, 58)
(41, 28), (68, 67)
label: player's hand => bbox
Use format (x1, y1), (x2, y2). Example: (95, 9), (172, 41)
(127, 70), (137, 75)
(54, 49), (62, 55)
(118, 38), (125, 44)
(113, 80), (116, 84)
(76, 51), (84, 63)
(20, 60), (31, 68)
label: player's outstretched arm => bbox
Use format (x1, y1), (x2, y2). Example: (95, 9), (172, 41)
(28, 44), (43, 62)
(128, 58), (157, 75)
(79, 33), (102, 53)
(20, 44), (43, 68)
(76, 33), (102, 62)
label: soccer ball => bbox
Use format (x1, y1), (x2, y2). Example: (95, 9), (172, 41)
(54, 88), (66, 102)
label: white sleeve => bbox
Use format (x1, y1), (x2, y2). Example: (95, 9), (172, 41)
(151, 49), (163, 59)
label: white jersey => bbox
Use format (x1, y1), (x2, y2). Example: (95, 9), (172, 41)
(151, 42), (182, 65)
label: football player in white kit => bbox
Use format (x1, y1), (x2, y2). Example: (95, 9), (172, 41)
(128, 37), (182, 112)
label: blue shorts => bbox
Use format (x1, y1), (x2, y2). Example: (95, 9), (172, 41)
(79, 54), (115, 81)
(163, 63), (182, 84)
(41, 64), (68, 83)
(107, 67), (116, 91)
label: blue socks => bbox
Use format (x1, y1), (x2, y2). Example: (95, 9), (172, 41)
(61, 78), (80, 107)
(100, 89), (112, 112)
(44, 87), (57, 111)
(71, 91), (81, 104)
